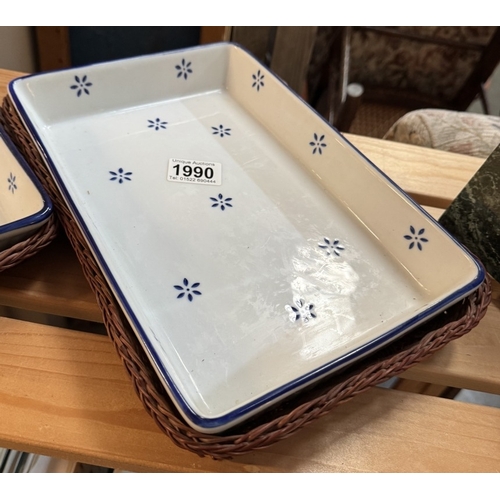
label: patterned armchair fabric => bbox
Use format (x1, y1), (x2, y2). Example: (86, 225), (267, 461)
(384, 109), (500, 158)
(307, 27), (500, 146)
(307, 27), (498, 108)
(349, 27), (497, 104)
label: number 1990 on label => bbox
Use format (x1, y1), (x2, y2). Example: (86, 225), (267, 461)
(167, 158), (222, 186)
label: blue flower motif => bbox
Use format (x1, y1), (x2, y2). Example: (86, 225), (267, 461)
(319, 237), (345, 256)
(109, 168), (133, 183)
(404, 226), (429, 250)
(148, 118), (167, 131)
(212, 124), (231, 137)
(174, 278), (202, 302)
(70, 75), (93, 96)
(210, 193), (233, 211)
(309, 133), (327, 155)
(285, 298), (316, 323)
(7, 172), (17, 193)
(176, 59), (193, 80)
(252, 69), (265, 91)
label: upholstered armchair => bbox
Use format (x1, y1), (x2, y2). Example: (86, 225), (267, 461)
(308, 26), (500, 153)
(384, 109), (500, 159)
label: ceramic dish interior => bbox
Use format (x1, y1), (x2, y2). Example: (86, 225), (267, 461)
(0, 123), (52, 251)
(9, 43), (484, 433)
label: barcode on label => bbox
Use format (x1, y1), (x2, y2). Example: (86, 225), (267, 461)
(167, 158), (222, 185)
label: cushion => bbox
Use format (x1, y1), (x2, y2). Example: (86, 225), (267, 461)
(383, 109), (500, 158)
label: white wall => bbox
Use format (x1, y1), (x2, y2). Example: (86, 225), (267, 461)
(0, 26), (36, 73)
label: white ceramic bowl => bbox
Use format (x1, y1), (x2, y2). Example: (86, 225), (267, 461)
(0, 124), (52, 251)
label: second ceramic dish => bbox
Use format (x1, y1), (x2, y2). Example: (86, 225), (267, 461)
(0, 123), (52, 251)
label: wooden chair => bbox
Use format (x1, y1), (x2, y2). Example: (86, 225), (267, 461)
(229, 27), (318, 97)
(309, 26), (500, 137)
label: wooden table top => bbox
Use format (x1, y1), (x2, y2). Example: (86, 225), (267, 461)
(0, 68), (498, 472)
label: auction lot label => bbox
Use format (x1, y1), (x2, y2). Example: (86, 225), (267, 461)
(167, 158), (222, 186)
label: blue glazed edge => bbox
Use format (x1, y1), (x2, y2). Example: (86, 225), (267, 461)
(8, 42), (485, 432)
(0, 122), (53, 237)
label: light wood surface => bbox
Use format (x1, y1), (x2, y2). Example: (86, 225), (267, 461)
(0, 316), (498, 473)
(0, 68), (21, 95)
(0, 67), (498, 472)
(400, 301), (500, 394)
(0, 234), (102, 322)
(345, 133), (483, 209)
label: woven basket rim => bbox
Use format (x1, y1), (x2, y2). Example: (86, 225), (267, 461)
(0, 94), (492, 460)
(0, 214), (58, 273)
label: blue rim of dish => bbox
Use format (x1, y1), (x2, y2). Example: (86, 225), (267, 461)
(8, 42), (485, 431)
(0, 122), (53, 239)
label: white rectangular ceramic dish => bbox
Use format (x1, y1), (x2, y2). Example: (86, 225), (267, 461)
(9, 43), (484, 433)
(0, 123), (52, 251)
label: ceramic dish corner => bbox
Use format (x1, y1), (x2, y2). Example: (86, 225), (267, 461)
(0, 123), (52, 251)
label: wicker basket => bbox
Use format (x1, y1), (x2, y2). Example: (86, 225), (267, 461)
(0, 95), (491, 460)
(0, 215), (57, 273)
